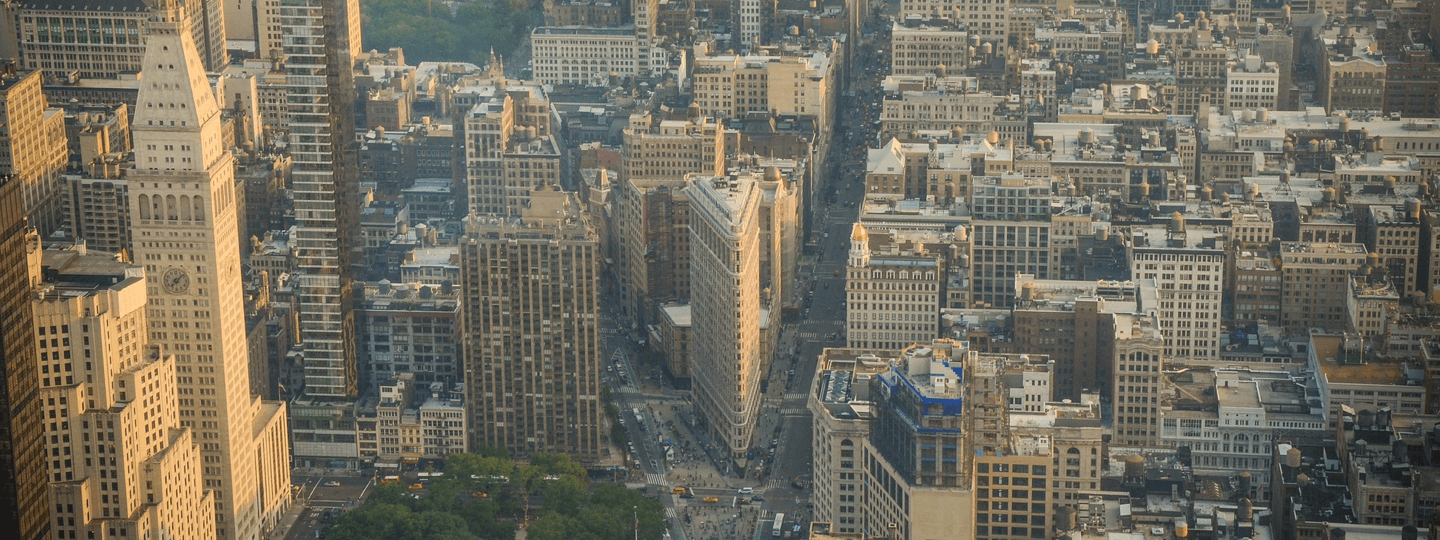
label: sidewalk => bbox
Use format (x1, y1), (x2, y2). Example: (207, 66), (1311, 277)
(264, 496), (308, 540)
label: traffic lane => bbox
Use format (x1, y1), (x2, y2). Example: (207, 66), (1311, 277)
(293, 475), (373, 506)
(283, 507), (333, 540)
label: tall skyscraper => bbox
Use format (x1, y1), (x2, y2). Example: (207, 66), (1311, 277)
(0, 68), (69, 237)
(126, 8), (292, 539)
(460, 187), (602, 462)
(33, 244), (217, 540)
(0, 177), (46, 540)
(281, 0), (361, 399)
(684, 171), (765, 463)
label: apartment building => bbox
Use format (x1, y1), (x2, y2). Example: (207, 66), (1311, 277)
(1110, 313), (1167, 447)
(615, 177), (692, 324)
(691, 41), (836, 123)
(61, 174), (131, 255)
(356, 281), (461, 391)
(1225, 55), (1280, 113)
(970, 175), (1055, 308)
(878, 76), (1001, 141)
(355, 374), (466, 465)
(808, 348), (891, 534)
(1159, 368), (1327, 502)
(460, 189), (602, 462)
(1126, 219), (1226, 362)
(462, 86), (563, 217)
(530, 27), (664, 85)
(1346, 275), (1398, 340)
(889, 18), (970, 76)
(1279, 242), (1368, 333)
(1011, 276), (1160, 401)
(0, 69), (69, 237)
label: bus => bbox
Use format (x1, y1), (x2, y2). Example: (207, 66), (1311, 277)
(772, 513), (785, 537)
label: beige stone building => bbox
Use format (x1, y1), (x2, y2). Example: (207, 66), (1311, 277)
(691, 41), (836, 124)
(970, 175), (1055, 308)
(0, 70), (69, 238)
(889, 18), (970, 76)
(356, 374), (467, 464)
(126, 15), (292, 539)
(808, 348), (889, 535)
(530, 26), (663, 85)
(622, 112), (726, 181)
(1126, 221), (1226, 362)
(878, 76), (1001, 141)
(844, 223), (946, 351)
(684, 167), (794, 463)
(1110, 313), (1167, 447)
(33, 244), (217, 540)
(1225, 55), (1281, 113)
(462, 85), (563, 217)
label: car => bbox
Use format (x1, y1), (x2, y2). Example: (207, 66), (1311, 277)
(680, 491), (695, 499)
(408, 483), (424, 491)
(672, 487), (688, 494)
(323, 481), (341, 487)
(738, 487), (754, 495)
(702, 496), (720, 503)
(737, 498), (750, 505)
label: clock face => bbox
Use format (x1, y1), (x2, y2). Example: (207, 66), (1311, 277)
(162, 268), (190, 295)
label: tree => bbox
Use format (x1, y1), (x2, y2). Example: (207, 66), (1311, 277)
(541, 476), (587, 517)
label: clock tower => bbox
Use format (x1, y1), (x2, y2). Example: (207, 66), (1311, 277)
(126, 4), (294, 539)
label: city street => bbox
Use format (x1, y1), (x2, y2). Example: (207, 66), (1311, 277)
(597, 29), (888, 540)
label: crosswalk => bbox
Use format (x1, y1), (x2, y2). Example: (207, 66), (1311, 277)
(646, 473), (668, 486)
(665, 507), (679, 519)
(765, 479), (789, 489)
(781, 408), (808, 415)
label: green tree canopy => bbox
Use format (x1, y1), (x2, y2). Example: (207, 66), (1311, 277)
(360, 0), (538, 67)
(326, 453), (664, 540)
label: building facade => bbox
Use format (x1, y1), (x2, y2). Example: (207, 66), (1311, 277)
(460, 189), (602, 462)
(33, 244), (218, 540)
(126, 14), (292, 539)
